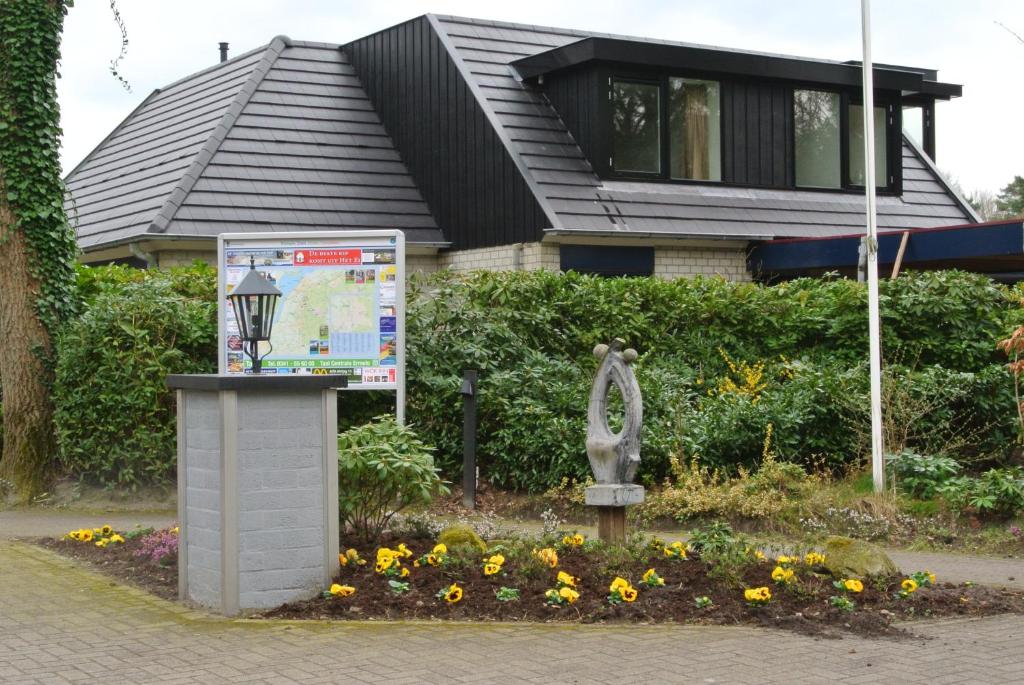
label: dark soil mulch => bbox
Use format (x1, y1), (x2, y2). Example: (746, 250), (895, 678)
(39, 534), (178, 601)
(261, 535), (1024, 639)
(38, 532), (1023, 639)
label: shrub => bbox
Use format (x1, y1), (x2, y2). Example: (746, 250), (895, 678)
(642, 455), (826, 525)
(939, 467), (1024, 519)
(890, 451), (961, 499)
(54, 280), (216, 487)
(337, 417), (448, 542)
(437, 525), (487, 555)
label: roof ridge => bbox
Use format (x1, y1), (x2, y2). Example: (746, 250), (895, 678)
(148, 36), (291, 235)
(902, 133), (981, 224)
(156, 42), (271, 94)
(425, 14), (564, 231)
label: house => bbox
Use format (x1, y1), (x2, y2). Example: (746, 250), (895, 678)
(65, 14), (982, 280)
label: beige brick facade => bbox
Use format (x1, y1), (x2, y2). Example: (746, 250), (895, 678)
(156, 250), (217, 268)
(654, 245), (751, 281)
(438, 242), (560, 272)
(406, 253), (441, 275)
(143, 242), (750, 281)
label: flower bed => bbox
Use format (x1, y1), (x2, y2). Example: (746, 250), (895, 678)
(39, 524), (179, 600)
(39, 526), (1023, 637)
(261, 533), (1024, 638)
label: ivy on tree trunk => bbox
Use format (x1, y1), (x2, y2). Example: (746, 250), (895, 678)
(0, 0), (79, 499)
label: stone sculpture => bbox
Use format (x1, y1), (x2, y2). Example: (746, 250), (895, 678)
(584, 338), (645, 542)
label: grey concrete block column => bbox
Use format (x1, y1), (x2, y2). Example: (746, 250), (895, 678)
(167, 374), (345, 616)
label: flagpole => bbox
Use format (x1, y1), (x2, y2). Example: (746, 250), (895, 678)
(861, 0), (886, 493)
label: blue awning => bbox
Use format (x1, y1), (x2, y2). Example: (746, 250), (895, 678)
(748, 220), (1024, 280)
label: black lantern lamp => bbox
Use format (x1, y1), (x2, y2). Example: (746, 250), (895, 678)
(228, 256), (282, 374)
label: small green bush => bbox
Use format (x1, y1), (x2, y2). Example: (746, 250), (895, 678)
(338, 417), (448, 543)
(437, 525), (487, 555)
(939, 467), (1024, 519)
(890, 451), (961, 499)
(54, 280), (215, 487)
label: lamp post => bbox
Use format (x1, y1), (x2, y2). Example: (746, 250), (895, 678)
(228, 256), (281, 374)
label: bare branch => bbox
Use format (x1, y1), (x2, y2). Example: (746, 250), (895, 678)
(995, 20), (1024, 46)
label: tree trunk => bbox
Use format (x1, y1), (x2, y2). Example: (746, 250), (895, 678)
(0, 193), (58, 498)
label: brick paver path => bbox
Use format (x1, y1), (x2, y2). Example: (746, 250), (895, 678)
(1, 541), (1022, 684)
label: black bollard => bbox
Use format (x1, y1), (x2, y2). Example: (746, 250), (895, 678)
(460, 370), (478, 510)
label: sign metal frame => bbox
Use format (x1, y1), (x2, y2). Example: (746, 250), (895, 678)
(216, 230), (406, 422)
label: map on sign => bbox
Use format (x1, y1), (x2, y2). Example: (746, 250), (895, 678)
(218, 232), (404, 390)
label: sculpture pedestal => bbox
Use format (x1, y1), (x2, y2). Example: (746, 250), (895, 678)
(167, 374), (345, 616)
(585, 484), (644, 544)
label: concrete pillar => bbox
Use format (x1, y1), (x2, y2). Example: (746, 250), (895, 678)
(167, 374), (345, 616)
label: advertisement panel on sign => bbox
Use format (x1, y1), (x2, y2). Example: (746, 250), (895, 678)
(217, 231), (405, 410)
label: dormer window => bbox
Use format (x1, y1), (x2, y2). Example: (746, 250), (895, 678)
(794, 89), (893, 190)
(611, 80), (661, 174)
(610, 76), (722, 181)
(669, 77), (721, 181)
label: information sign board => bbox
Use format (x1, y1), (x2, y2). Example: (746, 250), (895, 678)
(217, 231), (404, 400)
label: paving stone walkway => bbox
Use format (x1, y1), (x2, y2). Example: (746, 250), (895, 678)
(1, 540), (1023, 684)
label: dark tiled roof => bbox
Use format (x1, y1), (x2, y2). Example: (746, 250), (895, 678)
(431, 14), (977, 240)
(66, 38), (445, 251)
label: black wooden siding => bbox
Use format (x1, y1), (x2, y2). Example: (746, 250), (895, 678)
(542, 67), (600, 168)
(720, 81), (794, 188)
(543, 66), (796, 189)
(346, 17), (549, 250)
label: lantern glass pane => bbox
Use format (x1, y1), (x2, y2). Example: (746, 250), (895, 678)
(229, 294), (250, 340)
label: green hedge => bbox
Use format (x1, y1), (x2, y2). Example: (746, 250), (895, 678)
(406, 270), (1020, 491)
(53, 265), (216, 487)
(42, 264), (1022, 491)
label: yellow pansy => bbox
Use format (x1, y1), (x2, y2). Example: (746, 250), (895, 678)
(534, 548), (558, 568)
(621, 586), (638, 602)
(642, 568), (665, 586)
(557, 571), (577, 588)
(771, 566), (794, 583)
(396, 543), (413, 558)
(609, 577), (631, 593)
(432, 543), (448, 555)
(804, 552), (826, 566)
(444, 583), (463, 603)
(109, 534), (125, 544)
(487, 554), (505, 566)
(99, 525), (113, 536)
(844, 579), (864, 593)
(558, 586), (579, 604)
(95, 539), (108, 548)
(902, 579), (918, 594)
(79, 529), (94, 542)
(483, 563), (501, 576)
(329, 584), (355, 597)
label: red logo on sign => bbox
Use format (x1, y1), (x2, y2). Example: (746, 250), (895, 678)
(293, 249), (362, 266)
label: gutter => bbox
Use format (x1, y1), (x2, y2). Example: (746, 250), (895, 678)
(543, 228), (772, 242)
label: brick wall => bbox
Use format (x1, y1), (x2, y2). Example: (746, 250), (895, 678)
(236, 391), (327, 610)
(157, 250), (215, 268)
(654, 245), (751, 281)
(183, 391), (222, 609)
(406, 253), (440, 275)
(149, 243), (749, 280)
(439, 242), (559, 271)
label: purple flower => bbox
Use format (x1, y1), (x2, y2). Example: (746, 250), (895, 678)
(134, 527), (179, 565)
(1011, 526), (1022, 539)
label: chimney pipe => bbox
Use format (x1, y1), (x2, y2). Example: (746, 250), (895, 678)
(219, 42), (229, 63)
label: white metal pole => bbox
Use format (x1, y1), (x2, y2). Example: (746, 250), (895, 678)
(861, 0), (886, 493)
